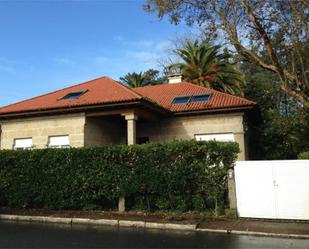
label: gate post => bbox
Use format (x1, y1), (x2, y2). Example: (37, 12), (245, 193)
(228, 169), (237, 210)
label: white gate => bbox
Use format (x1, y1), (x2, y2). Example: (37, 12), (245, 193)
(234, 160), (309, 220)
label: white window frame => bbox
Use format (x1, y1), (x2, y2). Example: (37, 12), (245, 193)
(48, 135), (70, 148)
(195, 133), (235, 142)
(14, 138), (33, 150)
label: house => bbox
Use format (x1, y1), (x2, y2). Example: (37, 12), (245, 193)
(0, 76), (256, 160)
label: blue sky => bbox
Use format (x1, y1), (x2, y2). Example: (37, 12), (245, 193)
(0, 0), (186, 106)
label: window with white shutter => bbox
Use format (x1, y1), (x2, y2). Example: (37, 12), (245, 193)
(14, 138), (33, 150)
(195, 133), (235, 142)
(48, 135), (70, 148)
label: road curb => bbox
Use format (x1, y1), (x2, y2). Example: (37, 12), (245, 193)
(119, 220), (145, 228)
(90, 219), (119, 226)
(0, 214), (197, 231)
(146, 222), (197, 231)
(71, 218), (118, 226)
(44, 217), (72, 224)
(0, 214), (308, 239)
(71, 218), (92, 224)
(0, 214), (73, 224)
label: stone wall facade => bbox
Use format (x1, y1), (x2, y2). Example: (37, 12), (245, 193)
(0, 113), (86, 149)
(137, 112), (247, 160)
(0, 111), (247, 160)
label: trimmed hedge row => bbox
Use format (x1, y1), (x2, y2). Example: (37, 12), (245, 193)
(298, 151), (309, 159)
(0, 140), (239, 212)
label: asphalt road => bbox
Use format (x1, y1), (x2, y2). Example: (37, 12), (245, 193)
(0, 221), (308, 249)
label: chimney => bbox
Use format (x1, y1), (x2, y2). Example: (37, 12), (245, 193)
(168, 74), (183, 84)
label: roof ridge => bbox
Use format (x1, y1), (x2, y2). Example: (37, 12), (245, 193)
(129, 85), (171, 110)
(113, 80), (143, 99)
(135, 82), (210, 91)
(134, 82), (170, 90)
(205, 86), (256, 104)
(0, 76), (126, 110)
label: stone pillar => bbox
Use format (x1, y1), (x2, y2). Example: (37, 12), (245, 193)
(118, 113), (138, 213)
(125, 114), (138, 145)
(228, 169), (237, 210)
(234, 133), (246, 161)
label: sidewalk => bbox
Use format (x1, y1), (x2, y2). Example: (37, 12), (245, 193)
(0, 209), (308, 239)
(198, 218), (309, 238)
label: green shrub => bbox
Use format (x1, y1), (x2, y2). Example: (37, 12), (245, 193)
(0, 140), (239, 212)
(298, 151), (309, 159)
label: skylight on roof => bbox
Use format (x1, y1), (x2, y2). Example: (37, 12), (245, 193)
(172, 96), (191, 104)
(191, 94), (211, 102)
(172, 94), (211, 105)
(62, 90), (87, 100)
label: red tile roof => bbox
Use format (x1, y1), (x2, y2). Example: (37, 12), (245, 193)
(0, 77), (142, 115)
(134, 83), (256, 113)
(0, 77), (255, 116)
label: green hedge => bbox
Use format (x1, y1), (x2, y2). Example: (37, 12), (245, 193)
(0, 140), (239, 212)
(298, 151), (309, 159)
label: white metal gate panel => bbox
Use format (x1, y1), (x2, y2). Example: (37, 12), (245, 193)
(235, 161), (276, 219)
(235, 160), (309, 220)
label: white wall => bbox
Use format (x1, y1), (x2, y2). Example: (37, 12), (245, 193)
(235, 160), (309, 220)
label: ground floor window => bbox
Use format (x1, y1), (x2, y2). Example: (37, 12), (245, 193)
(14, 138), (33, 150)
(48, 135), (70, 148)
(195, 133), (235, 142)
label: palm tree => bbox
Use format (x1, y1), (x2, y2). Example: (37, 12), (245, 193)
(120, 69), (165, 88)
(170, 40), (244, 96)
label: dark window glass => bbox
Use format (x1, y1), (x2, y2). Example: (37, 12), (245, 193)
(172, 96), (190, 104)
(191, 94), (211, 102)
(62, 90), (86, 100)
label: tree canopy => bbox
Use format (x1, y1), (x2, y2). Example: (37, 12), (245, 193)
(119, 69), (166, 88)
(242, 62), (309, 159)
(145, 0), (309, 107)
(170, 40), (244, 96)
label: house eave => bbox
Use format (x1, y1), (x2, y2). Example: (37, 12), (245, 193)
(0, 100), (144, 120)
(172, 105), (256, 116)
